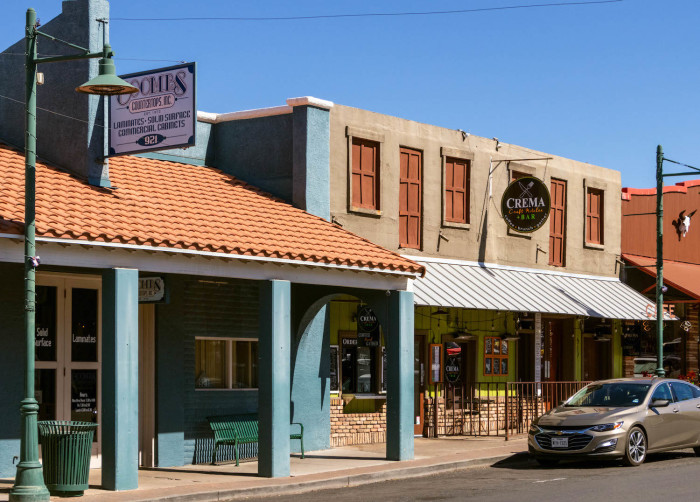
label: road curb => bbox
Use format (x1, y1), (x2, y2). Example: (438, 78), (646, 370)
(139, 452), (530, 502)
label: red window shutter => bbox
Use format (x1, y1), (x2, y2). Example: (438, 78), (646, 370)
(351, 138), (379, 210)
(549, 179), (567, 267)
(399, 148), (422, 249)
(511, 171), (528, 181)
(445, 158), (469, 224)
(586, 188), (604, 244)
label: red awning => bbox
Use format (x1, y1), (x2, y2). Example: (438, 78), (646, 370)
(623, 254), (700, 301)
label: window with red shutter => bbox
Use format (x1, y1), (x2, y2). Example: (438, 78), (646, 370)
(351, 138), (380, 210)
(511, 170), (528, 181)
(586, 188), (604, 245)
(445, 157), (470, 224)
(399, 148), (422, 249)
(549, 178), (567, 267)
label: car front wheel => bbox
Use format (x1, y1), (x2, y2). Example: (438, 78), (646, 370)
(623, 427), (647, 466)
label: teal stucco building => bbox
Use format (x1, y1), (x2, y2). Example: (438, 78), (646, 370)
(0, 0), (423, 490)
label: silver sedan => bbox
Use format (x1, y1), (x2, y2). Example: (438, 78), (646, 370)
(528, 378), (700, 466)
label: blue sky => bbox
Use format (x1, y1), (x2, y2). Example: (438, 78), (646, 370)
(1, 0), (698, 188)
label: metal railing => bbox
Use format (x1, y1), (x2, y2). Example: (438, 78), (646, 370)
(504, 381), (591, 439)
(431, 380), (592, 439)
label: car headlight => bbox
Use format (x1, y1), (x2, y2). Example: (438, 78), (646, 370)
(529, 423), (542, 435)
(590, 422), (623, 432)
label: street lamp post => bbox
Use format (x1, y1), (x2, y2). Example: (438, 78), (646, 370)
(10, 9), (136, 502)
(654, 145), (700, 378)
(655, 146), (665, 377)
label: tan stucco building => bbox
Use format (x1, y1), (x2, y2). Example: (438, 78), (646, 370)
(329, 104), (620, 276)
(161, 97), (656, 442)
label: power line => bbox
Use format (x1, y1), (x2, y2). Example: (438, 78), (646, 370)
(0, 53), (187, 64)
(112, 0), (623, 22)
(0, 93), (105, 128)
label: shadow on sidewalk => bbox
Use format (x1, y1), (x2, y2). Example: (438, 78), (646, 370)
(140, 467), (254, 477)
(293, 454), (384, 461)
(490, 450), (697, 470)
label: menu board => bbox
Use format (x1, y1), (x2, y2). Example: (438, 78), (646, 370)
(429, 344), (443, 384)
(330, 345), (339, 392)
(381, 347), (387, 393)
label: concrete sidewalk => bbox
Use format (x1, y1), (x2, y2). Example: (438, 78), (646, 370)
(0, 436), (528, 501)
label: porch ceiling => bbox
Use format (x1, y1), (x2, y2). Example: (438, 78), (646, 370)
(406, 256), (668, 320)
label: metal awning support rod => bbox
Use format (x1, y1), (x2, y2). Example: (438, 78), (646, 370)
(662, 158), (700, 172)
(34, 28), (91, 54)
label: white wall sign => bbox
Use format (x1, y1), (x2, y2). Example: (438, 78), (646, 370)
(534, 313), (542, 383)
(139, 277), (165, 303)
(109, 63), (196, 156)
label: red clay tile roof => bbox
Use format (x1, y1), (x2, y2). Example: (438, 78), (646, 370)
(0, 144), (423, 276)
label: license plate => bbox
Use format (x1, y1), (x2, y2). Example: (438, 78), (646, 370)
(551, 437), (568, 448)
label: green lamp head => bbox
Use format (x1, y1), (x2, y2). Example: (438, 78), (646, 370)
(76, 44), (138, 96)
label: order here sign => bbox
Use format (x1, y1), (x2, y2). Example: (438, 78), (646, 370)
(109, 62), (196, 156)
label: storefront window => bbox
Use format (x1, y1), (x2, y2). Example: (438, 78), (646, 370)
(341, 338), (379, 393)
(195, 338), (258, 390)
(234, 340), (258, 389)
(195, 339), (227, 389)
(622, 321), (682, 377)
(484, 337), (508, 376)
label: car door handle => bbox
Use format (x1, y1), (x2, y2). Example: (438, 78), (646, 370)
(673, 408), (680, 413)
(696, 404), (700, 408)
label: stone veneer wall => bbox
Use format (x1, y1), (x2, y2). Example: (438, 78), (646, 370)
(330, 397), (386, 447)
(423, 396), (547, 438)
(685, 304), (699, 375)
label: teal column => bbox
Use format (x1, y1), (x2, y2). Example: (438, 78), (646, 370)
(258, 280), (291, 477)
(292, 105), (330, 219)
(386, 290), (414, 461)
(102, 268), (139, 490)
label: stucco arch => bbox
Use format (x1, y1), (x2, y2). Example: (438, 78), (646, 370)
(290, 285), (403, 453)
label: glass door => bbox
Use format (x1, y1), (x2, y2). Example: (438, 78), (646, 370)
(36, 274), (102, 467)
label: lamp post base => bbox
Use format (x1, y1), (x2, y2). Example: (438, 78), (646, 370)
(9, 466), (50, 502)
(10, 399), (49, 502)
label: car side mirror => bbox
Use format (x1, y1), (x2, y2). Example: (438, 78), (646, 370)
(650, 398), (670, 408)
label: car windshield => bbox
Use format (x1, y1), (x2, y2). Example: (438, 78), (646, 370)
(565, 383), (651, 407)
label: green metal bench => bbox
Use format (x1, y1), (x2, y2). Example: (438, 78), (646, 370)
(207, 414), (304, 466)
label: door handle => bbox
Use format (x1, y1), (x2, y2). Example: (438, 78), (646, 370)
(673, 408), (680, 413)
(696, 404), (700, 409)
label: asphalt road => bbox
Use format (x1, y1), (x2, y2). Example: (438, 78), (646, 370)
(247, 450), (700, 502)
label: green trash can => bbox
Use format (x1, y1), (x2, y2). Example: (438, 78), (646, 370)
(38, 420), (98, 497)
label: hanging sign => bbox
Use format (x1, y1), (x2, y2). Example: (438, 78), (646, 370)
(445, 356), (461, 384)
(109, 62), (196, 156)
(444, 341), (461, 384)
(357, 306), (379, 345)
(139, 277), (165, 303)
(501, 176), (551, 233)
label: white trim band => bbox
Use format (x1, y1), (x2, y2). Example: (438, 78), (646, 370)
(402, 254), (619, 282)
(197, 105), (292, 124)
(1, 234), (419, 277)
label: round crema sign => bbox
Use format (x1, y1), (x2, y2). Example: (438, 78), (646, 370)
(357, 307), (379, 332)
(501, 176), (551, 233)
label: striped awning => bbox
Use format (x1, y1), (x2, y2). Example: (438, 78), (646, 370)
(408, 257), (671, 320)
